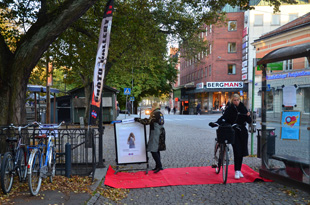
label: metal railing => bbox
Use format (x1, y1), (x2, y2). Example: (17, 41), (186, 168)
(0, 126), (99, 178)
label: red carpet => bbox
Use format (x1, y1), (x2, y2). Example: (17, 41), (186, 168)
(104, 164), (272, 188)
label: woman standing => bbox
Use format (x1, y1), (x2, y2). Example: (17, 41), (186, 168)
(210, 94), (251, 179)
(135, 103), (165, 173)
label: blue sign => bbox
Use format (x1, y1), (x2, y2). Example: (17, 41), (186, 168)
(267, 84), (270, 91)
(124, 88), (131, 95)
(240, 90), (243, 96)
(130, 97), (135, 101)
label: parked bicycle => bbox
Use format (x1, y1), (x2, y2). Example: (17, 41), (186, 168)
(0, 123), (37, 194)
(209, 122), (238, 184)
(27, 121), (64, 196)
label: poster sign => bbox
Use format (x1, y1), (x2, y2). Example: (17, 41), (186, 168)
(114, 121), (148, 164)
(283, 85), (296, 107)
(280, 111), (301, 140)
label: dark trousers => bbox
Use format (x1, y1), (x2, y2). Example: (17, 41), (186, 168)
(232, 144), (244, 171)
(151, 151), (162, 169)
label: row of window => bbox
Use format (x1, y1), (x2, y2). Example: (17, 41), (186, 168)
(254, 13), (298, 26)
(180, 42), (237, 70)
(180, 64), (237, 84)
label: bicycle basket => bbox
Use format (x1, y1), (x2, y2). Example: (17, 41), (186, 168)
(216, 124), (235, 144)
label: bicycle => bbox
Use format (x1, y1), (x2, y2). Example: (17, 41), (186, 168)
(27, 121), (64, 196)
(209, 122), (238, 184)
(0, 123), (36, 194)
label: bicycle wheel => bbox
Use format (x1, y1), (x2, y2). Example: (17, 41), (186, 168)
(215, 144), (222, 174)
(0, 152), (14, 194)
(222, 145), (229, 184)
(17, 146), (28, 182)
(28, 149), (42, 196)
(48, 146), (56, 183)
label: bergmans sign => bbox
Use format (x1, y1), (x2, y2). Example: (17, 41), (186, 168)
(207, 82), (243, 88)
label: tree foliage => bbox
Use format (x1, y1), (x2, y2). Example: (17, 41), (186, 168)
(0, 0), (299, 124)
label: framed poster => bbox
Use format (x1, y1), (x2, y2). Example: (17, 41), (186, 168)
(280, 111), (301, 140)
(114, 121), (148, 164)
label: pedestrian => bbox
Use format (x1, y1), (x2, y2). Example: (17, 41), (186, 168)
(173, 106), (176, 114)
(209, 94), (251, 179)
(214, 98), (219, 110)
(135, 102), (166, 173)
(126, 101), (132, 116)
(196, 103), (201, 115)
(167, 107), (171, 114)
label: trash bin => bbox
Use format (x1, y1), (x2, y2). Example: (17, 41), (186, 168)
(257, 127), (276, 158)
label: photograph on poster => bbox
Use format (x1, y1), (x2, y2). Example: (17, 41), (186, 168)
(280, 111), (301, 140)
(115, 121), (147, 164)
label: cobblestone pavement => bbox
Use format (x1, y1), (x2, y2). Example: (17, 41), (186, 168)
(90, 114), (310, 205)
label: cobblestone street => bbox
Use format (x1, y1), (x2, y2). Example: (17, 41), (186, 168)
(89, 114), (310, 205)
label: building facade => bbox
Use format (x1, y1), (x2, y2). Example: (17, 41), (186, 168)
(244, 1), (310, 114)
(177, 12), (246, 114)
(252, 12), (310, 119)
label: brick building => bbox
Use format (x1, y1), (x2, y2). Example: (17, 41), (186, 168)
(176, 12), (246, 114)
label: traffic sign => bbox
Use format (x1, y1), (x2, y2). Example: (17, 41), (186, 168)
(130, 97), (135, 101)
(124, 88), (131, 95)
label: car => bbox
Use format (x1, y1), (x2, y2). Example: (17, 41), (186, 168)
(145, 108), (151, 115)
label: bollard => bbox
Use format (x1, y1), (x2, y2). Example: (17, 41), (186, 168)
(65, 143), (71, 178)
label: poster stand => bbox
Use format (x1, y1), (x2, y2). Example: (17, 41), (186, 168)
(113, 119), (149, 174)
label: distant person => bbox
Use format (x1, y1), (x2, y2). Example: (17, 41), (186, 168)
(209, 94), (251, 179)
(173, 106), (176, 114)
(116, 101), (120, 117)
(214, 99), (219, 110)
(126, 101), (132, 116)
(135, 102), (166, 173)
(167, 107), (171, 114)
(127, 132), (135, 149)
(196, 103), (201, 115)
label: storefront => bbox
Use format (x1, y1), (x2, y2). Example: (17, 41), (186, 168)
(187, 81), (249, 114)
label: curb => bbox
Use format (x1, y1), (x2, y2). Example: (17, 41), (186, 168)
(87, 167), (108, 205)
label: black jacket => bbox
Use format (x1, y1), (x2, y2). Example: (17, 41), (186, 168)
(216, 102), (251, 126)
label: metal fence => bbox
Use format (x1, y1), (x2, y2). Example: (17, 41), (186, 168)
(0, 126), (100, 177)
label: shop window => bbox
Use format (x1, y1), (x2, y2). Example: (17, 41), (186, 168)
(228, 21), (237, 31)
(266, 91), (273, 111)
(228, 64), (236, 75)
(271, 14), (280, 26)
(304, 88), (310, 113)
(228, 42), (236, 53)
(254, 14), (263, 26)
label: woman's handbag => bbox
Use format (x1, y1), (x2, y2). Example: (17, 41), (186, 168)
(158, 127), (166, 151)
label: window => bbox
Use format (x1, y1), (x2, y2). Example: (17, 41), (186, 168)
(266, 91), (273, 111)
(271, 14), (280, 25)
(304, 88), (310, 113)
(305, 57), (309, 69)
(254, 14), (263, 26)
(228, 21), (237, 31)
(210, 25), (212, 33)
(283, 59), (292, 70)
(209, 65), (212, 76)
(228, 42), (236, 53)
(206, 26), (208, 36)
(209, 44), (212, 54)
(228, 64), (236, 74)
(205, 67), (208, 77)
(289, 13), (298, 22)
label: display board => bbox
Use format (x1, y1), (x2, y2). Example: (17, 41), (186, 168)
(280, 111), (301, 140)
(114, 120), (148, 164)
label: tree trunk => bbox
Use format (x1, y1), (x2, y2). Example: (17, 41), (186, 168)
(0, 0), (98, 125)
